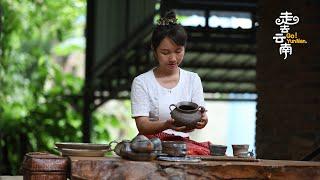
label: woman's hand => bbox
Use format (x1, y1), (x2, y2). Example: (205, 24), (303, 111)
(195, 112), (208, 129)
(165, 118), (187, 132)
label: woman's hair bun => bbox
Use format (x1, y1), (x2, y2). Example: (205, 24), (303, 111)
(163, 10), (176, 19)
(157, 10), (178, 26)
(152, 9), (187, 50)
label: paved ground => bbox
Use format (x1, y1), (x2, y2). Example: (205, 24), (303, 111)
(0, 177), (22, 180)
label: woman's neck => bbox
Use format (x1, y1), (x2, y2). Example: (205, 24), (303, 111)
(154, 66), (179, 77)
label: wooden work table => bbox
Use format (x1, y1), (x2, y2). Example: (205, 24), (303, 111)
(69, 156), (320, 180)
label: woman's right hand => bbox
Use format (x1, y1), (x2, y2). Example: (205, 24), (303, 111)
(165, 118), (187, 132)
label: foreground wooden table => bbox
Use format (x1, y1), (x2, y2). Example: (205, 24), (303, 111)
(69, 156), (320, 180)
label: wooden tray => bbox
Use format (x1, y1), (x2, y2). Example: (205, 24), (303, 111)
(190, 155), (260, 162)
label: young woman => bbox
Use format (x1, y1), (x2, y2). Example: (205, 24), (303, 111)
(130, 11), (211, 155)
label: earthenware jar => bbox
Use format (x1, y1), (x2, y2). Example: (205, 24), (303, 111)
(232, 144), (249, 157)
(130, 135), (154, 153)
(162, 141), (187, 157)
(150, 138), (162, 154)
(209, 144), (227, 156)
(169, 101), (206, 129)
(112, 139), (158, 161)
(110, 140), (131, 157)
(110, 140), (121, 156)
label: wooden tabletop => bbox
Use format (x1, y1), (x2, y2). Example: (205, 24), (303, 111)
(69, 155), (320, 180)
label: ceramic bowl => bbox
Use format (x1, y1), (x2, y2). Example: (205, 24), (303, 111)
(209, 144), (227, 156)
(162, 141), (187, 157)
(232, 144), (249, 157)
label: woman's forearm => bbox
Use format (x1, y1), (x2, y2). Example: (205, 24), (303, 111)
(135, 117), (168, 135)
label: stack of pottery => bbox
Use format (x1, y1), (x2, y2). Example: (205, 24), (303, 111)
(54, 142), (111, 157)
(112, 135), (162, 161)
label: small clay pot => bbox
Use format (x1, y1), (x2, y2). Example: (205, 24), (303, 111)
(232, 144), (249, 157)
(162, 141), (187, 157)
(209, 144), (227, 156)
(150, 138), (162, 154)
(110, 140), (131, 157)
(125, 151), (158, 161)
(130, 135), (154, 153)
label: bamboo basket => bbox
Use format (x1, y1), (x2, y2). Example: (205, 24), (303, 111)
(21, 152), (68, 180)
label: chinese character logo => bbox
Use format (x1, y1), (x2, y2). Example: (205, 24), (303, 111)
(272, 11), (307, 60)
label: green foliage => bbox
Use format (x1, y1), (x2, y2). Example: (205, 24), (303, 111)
(0, 0), (122, 175)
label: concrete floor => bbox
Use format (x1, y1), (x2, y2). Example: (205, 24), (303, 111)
(0, 177), (23, 180)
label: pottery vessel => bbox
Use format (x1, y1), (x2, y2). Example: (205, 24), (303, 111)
(209, 144), (227, 156)
(169, 101), (206, 129)
(162, 141), (187, 157)
(232, 144), (249, 157)
(150, 137), (162, 154)
(110, 136), (160, 161)
(130, 135), (154, 153)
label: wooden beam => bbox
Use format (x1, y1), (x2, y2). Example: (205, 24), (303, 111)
(186, 46), (256, 55)
(181, 63), (256, 70)
(83, 0), (96, 143)
(167, 0), (257, 12)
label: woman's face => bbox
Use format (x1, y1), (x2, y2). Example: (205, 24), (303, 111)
(154, 37), (185, 72)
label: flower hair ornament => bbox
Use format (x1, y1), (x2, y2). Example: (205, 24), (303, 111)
(157, 17), (178, 26)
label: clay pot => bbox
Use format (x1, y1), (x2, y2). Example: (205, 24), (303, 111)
(232, 144), (249, 157)
(110, 140), (130, 157)
(169, 101), (206, 129)
(118, 141), (156, 161)
(209, 144), (227, 156)
(120, 141), (133, 159)
(114, 140), (157, 161)
(110, 136), (159, 161)
(162, 141), (187, 157)
(150, 138), (162, 154)
(125, 151), (158, 161)
(130, 135), (154, 153)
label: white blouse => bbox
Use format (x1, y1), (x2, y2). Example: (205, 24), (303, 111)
(130, 68), (205, 137)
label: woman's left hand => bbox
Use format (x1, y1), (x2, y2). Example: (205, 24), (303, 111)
(195, 112), (208, 129)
